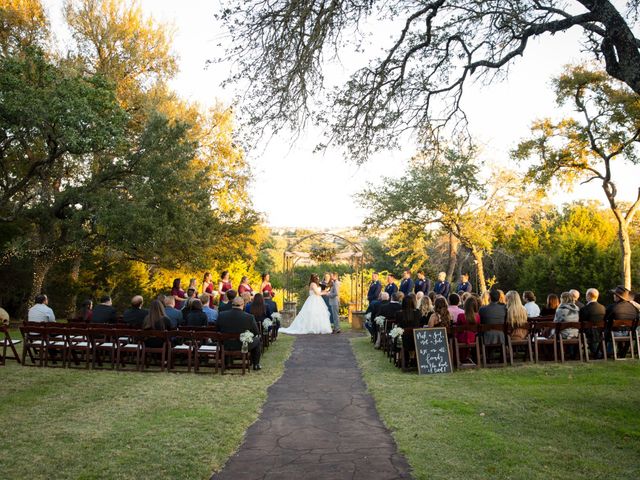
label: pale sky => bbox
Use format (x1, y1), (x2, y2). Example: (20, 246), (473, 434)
(43, 0), (640, 229)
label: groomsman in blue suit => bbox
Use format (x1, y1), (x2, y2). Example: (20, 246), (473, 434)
(384, 274), (398, 298)
(414, 271), (430, 294)
(399, 270), (414, 296)
(367, 272), (382, 303)
(456, 273), (473, 294)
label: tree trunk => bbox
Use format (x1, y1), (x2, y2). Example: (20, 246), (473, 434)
(446, 233), (459, 282)
(23, 256), (53, 319)
(616, 218), (632, 290)
(66, 256), (82, 318)
(471, 248), (487, 294)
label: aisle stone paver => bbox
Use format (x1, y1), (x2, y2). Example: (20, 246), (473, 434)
(212, 333), (412, 480)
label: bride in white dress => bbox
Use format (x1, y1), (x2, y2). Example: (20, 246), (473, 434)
(280, 274), (333, 335)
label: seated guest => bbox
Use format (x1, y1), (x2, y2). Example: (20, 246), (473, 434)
(28, 294), (56, 322)
(76, 299), (93, 322)
(249, 293), (272, 328)
(217, 296), (261, 370)
(200, 293), (218, 324)
(479, 289), (506, 344)
(419, 295), (434, 326)
(366, 291), (390, 338)
(219, 290), (236, 313)
(395, 295), (421, 328)
(433, 272), (450, 298)
(456, 273), (472, 294)
(460, 291), (473, 305)
(570, 289), (585, 309)
(185, 299), (208, 327)
(241, 291), (252, 308)
(163, 295), (182, 329)
(448, 293), (464, 323)
(123, 296), (148, 328)
(171, 278), (186, 309)
(506, 290), (529, 340)
(414, 271), (430, 294)
(0, 305), (9, 325)
(427, 291), (437, 305)
(604, 285), (638, 333)
(379, 292), (403, 319)
(580, 288), (606, 356)
(554, 292), (580, 338)
(497, 289), (506, 305)
(428, 297), (451, 328)
(384, 274), (398, 298)
(399, 270), (414, 296)
(456, 295), (480, 363)
(367, 272), (383, 303)
(415, 291), (424, 309)
(92, 295), (118, 324)
(143, 299), (171, 348)
(479, 290), (491, 307)
(541, 293), (560, 316)
(263, 291), (278, 313)
(522, 291), (540, 318)
(238, 276), (254, 295)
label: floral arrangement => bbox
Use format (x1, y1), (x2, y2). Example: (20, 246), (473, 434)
(263, 319), (273, 330)
(239, 330), (255, 353)
(389, 326), (404, 339)
(375, 316), (386, 327)
(365, 312), (371, 321)
(271, 312), (282, 321)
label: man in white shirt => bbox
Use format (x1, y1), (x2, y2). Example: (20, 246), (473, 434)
(27, 294), (56, 322)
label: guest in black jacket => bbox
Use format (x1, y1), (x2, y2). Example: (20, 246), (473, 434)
(395, 295), (421, 366)
(123, 296), (148, 328)
(218, 290), (236, 312)
(184, 299), (208, 327)
(92, 295), (118, 324)
(579, 288), (606, 356)
(217, 296), (262, 370)
(479, 289), (506, 344)
(379, 292), (403, 320)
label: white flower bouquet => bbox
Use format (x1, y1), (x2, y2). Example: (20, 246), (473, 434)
(375, 316), (386, 327)
(239, 330), (255, 353)
(365, 312), (371, 321)
(263, 319), (273, 330)
(271, 312), (282, 322)
(389, 326), (404, 339)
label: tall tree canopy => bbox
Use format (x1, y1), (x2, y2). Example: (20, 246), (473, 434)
(218, 1), (640, 161)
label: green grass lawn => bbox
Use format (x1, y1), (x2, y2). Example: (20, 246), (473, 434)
(0, 335), (294, 480)
(351, 336), (640, 480)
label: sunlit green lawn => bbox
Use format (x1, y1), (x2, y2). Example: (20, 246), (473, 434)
(0, 335), (294, 480)
(351, 336), (640, 480)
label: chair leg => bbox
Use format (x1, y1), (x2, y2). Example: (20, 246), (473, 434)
(559, 338), (565, 363)
(507, 338), (514, 366)
(481, 342), (487, 368)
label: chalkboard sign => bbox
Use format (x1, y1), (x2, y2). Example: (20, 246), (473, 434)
(413, 327), (452, 375)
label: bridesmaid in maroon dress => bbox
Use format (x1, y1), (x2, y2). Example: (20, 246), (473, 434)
(260, 273), (274, 297)
(203, 272), (215, 307)
(218, 270), (232, 295)
(238, 276), (254, 295)
(171, 278), (186, 309)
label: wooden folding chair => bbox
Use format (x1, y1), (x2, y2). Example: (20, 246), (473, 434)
(67, 327), (92, 369)
(193, 331), (222, 374)
(399, 327), (416, 372)
(506, 323), (533, 365)
(581, 320), (607, 361)
(609, 319), (636, 360)
(1, 324), (21, 365)
(219, 332), (250, 375)
(478, 324), (507, 368)
(44, 326), (69, 368)
(116, 329), (142, 371)
(532, 320), (558, 363)
(555, 322), (584, 363)
(168, 330), (194, 372)
(140, 330), (169, 372)
(451, 324), (481, 369)
(19, 323), (46, 366)
(90, 327), (118, 369)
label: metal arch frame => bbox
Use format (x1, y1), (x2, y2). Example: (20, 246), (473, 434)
(282, 233), (365, 311)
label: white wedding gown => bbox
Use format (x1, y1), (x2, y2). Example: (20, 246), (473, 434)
(279, 283), (333, 335)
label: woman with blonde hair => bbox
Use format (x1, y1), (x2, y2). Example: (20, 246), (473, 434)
(479, 290), (491, 307)
(428, 297), (451, 328)
(506, 290), (529, 340)
(497, 289), (506, 305)
(419, 295), (434, 326)
(554, 291), (580, 338)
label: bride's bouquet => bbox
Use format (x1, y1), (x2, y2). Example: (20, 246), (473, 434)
(374, 316), (386, 328)
(262, 319), (273, 330)
(239, 330), (255, 353)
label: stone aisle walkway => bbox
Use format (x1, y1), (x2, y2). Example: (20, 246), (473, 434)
(212, 333), (412, 480)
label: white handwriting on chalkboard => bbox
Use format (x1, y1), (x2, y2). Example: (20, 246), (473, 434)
(414, 328), (451, 374)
